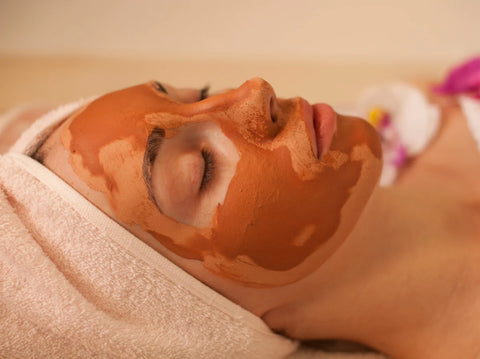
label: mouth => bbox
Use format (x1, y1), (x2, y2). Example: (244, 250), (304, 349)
(301, 100), (337, 159)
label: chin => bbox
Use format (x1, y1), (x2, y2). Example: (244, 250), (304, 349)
(332, 114), (382, 160)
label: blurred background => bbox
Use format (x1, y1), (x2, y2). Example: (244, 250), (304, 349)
(1, 0), (479, 111)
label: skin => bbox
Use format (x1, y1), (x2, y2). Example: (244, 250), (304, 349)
(44, 78), (383, 287)
(263, 95), (480, 358)
(36, 79), (480, 358)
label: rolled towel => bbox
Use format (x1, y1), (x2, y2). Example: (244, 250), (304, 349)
(1, 98), (389, 359)
(0, 101), (297, 359)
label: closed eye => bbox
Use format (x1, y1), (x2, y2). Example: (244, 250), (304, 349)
(143, 127), (165, 208)
(200, 149), (215, 190)
(148, 121), (239, 228)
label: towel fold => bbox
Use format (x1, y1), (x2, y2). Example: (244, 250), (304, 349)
(0, 151), (297, 358)
(0, 101), (296, 358)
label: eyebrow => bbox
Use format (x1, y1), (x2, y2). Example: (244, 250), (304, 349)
(142, 127), (165, 209)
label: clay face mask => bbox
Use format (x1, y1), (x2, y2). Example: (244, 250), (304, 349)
(61, 78), (382, 286)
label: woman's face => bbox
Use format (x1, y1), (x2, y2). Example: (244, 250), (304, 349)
(61, 78), (382, 286)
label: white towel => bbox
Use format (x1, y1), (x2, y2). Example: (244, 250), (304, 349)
(0, 101), (389, 359)
(335, 83), (440, 186)
(0, 102), (297, 358)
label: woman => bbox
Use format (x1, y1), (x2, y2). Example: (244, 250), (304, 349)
(2, 69), (480, 358)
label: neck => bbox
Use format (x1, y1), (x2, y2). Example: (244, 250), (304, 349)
(262, 185), (480, 359)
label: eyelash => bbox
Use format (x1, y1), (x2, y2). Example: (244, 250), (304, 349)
(152, 81), (168, 94)
(200, 149), (215, 191)
(200, 85), (210, 100)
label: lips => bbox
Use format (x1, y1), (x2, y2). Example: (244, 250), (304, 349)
(301, 100), (337, 159)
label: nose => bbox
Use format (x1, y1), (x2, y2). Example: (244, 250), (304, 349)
(208, 78), (281, 142)
(237, 77), (279, 122)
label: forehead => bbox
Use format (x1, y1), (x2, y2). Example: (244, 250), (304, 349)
(63, 85), (160, 181)
(64, 84), (205, 163)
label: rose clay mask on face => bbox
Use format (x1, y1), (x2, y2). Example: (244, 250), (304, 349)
(61, 78), (382, 286)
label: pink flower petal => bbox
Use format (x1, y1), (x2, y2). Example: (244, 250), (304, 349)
(433, 56), (480, 95)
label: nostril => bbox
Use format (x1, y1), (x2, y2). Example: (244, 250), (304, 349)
(269, 96), (278, 123)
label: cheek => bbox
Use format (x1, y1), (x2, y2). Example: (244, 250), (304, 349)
(70, 135), (214, 261)
(98, 139), (157, 223)
(209, 144), (363, 279)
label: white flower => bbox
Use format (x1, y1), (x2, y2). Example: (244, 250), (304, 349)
(335, 83), (440, 186)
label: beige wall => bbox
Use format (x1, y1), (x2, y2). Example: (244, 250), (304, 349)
(1, 0), (478, 110)
(1, 0), (479, 63)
